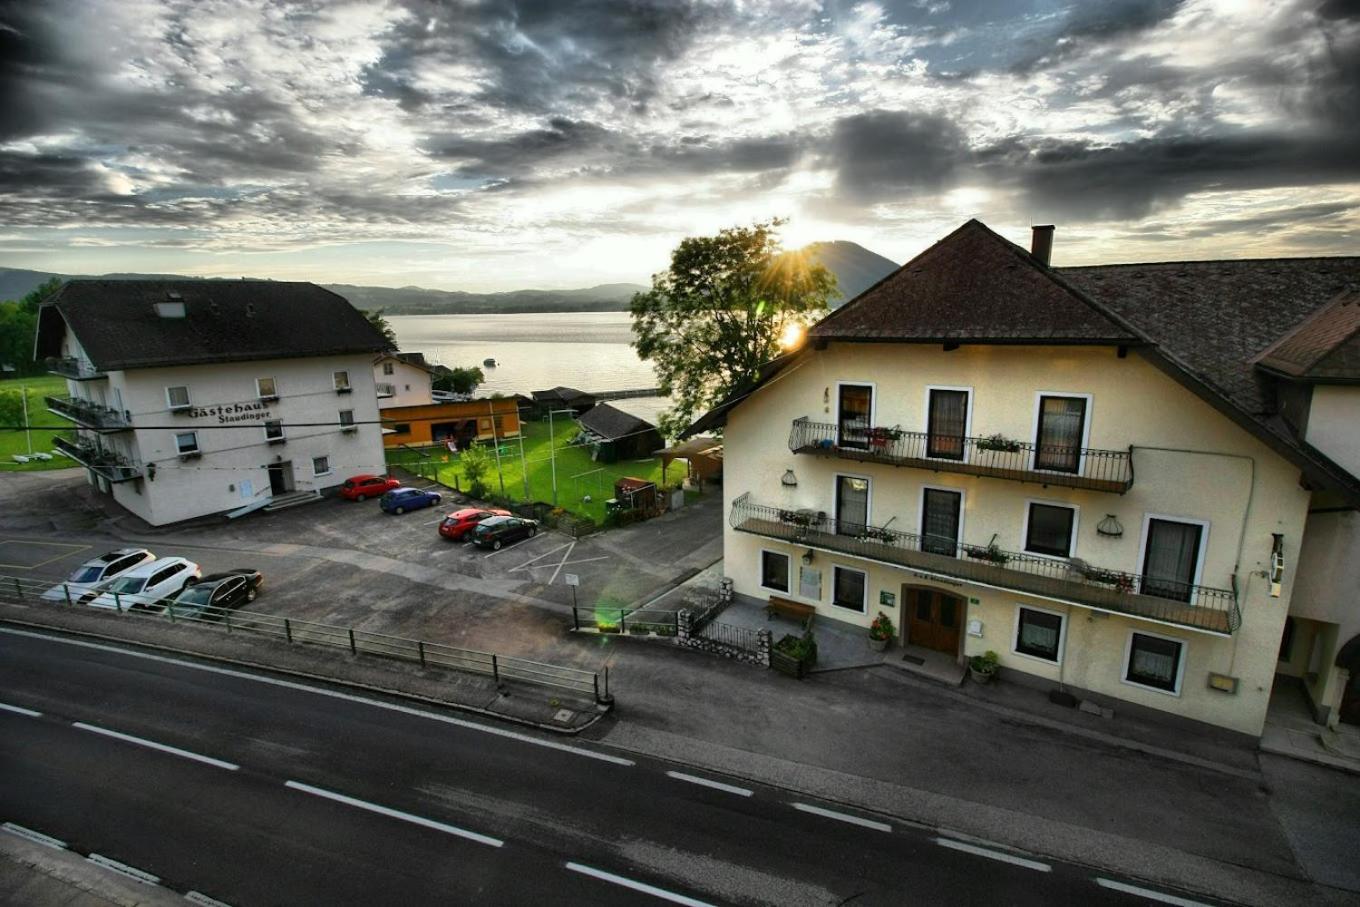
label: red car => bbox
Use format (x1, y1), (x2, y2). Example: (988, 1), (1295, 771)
(340, 474), (401, 502)
(439, 507), (511, 541)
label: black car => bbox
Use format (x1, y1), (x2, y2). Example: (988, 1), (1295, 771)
(470, 515), (538, 550)
(165, 569), (263, 619)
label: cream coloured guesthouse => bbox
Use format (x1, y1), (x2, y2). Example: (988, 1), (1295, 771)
(691, 221), (1360, 737)
(35, 280), (392, 526)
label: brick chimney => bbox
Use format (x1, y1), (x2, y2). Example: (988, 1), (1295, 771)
(1031, 225), (1055, 266)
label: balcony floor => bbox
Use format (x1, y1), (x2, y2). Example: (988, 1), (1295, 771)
(793, 443), (1131, 495)
(735, 515), (1233, 636)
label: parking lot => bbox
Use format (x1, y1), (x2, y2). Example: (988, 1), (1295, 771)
(0, 469), (724, 668)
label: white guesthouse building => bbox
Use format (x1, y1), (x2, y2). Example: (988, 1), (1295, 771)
(35, 280), (392, 526)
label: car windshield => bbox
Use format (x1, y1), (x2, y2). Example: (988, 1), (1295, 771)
(69, 566), (105, 583)
(105, 575), (147, 594)
(176, 585), (215, 605)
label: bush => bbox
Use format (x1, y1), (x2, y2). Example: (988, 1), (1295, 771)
(969, 650), (1000, 674)
(774, 630), (818, 664)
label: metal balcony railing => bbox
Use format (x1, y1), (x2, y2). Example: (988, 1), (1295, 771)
(45, 395), (132, 431)
(53, 436), (143, 483)
(46, 357), (106, 380)
(730, 494), (1238, 635)
(789, 418), (1134, 494)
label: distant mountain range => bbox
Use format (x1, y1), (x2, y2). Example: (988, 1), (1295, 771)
(0, 240), (898, 314)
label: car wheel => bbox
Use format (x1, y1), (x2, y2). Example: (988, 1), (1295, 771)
(432, 494), (442, 504)
(395, 506), (405, 515)
(246, 587), (257, 603)
(492, 539), (503, 550)
(528, 526), (537, 537)
(356, 494), (366, 502)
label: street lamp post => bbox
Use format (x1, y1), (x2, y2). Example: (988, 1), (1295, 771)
(547, 407), (575, 506)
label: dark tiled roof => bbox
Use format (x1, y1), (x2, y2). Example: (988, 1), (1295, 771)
(579, 402), (657, 440)
(810, 219), (1136, 344)
(1253, 289), (1360, 382)
(1062, 259), (1360, 415)
(532, 386), (595, 405)
(36, 280), (392, 370)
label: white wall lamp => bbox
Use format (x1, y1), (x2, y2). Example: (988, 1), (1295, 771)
(781, 469), (798, 487)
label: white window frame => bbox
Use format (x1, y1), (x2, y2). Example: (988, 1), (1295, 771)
(831, 471), (874, 529)
(339, 409), (357, 431)
(174, 431), (199, 455)
(830, 564), (868, 614)
(263, 419), (285, 443)
(918, 483), (966, 551)
(256, 376), (278, 400)
(923, 385), (974, 463)
(1020, 498), (1080, 560)
(1028, 391), (1093, 475)
(312, 455), (331, 477)
(1134, 513), (1211, 595)
(1120, 628), (1188, 697)
(1011, 603), (1068, 665)
(834, 380), (877, 443)
(758, 548), (792, 595)
(333, 370), (351, 391)
(166, 385), (191, 411)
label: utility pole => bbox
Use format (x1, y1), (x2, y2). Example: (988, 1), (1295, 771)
(489, 401), (506, 498)
(515, 403), (530, 500)
(547, 407), (575, 506)
(21, 383), (32, 455)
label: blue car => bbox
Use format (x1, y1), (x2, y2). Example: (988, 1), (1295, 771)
(379, 486), (443, 515)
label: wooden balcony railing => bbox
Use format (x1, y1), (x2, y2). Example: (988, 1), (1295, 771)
(730, 494), (1238, 635)
(789, 418), (1133, 494)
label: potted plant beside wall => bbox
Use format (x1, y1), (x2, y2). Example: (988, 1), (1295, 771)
(868, 612), (894, 652)
(968, 650), (1000, 684)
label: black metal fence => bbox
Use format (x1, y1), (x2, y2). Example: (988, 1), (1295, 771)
(45, 395), (133, 431)
(699, 619), (762, 653)
(1, 574), (610, 703)
(51, 437), (143, 482)
(788, 417), (1134, 493)
(729, 494), (1239, 634)
(572, 605), (678, 636)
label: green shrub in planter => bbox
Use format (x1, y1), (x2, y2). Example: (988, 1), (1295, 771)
(968, 649), (1000, 683)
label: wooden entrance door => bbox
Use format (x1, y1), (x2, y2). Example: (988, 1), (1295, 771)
(905, 586), (962, 655)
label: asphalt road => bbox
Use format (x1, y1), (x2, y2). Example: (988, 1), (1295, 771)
(0, 626), (1220, 907)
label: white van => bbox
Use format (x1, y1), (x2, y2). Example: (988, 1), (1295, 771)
(86, 557), (201, 611)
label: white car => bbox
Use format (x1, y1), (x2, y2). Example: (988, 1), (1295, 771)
(41, 548), (155, 602)
(86, 557), (201, 611)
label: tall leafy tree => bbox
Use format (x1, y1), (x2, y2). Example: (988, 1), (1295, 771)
(365, 308), (399, 347)
(631, 220), (837, 438)
(0, 278), (63, 376)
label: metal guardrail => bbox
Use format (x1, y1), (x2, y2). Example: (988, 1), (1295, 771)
(46, 356), (106, 381)
(730, 494), (1240, 635)
(0, 574), (610, 704)
(572, 605), (678, 635)
(51, 437), (143, 482)
(788, 417), (1134, 494)
(45, 395), (133, 431)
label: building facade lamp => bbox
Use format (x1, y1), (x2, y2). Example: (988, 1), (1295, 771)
(1096, 514), (1124, 538)
(781, 469), (798, 488)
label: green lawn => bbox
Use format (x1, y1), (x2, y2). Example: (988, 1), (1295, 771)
(386, 420), (687, 524)
(0, 375), (75, 472)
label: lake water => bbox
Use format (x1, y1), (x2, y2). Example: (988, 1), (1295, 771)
(389, 311), (672, 424)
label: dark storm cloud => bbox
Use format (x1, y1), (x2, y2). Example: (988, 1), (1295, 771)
(1009, 0), (1186, 74)
(826, 110), (970, 203)
(430, 118), (626, 175)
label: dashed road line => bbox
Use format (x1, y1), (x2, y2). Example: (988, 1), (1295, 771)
(87, 853), (161, 885)
(71, 722), (240, 771)
(565, 862), (717, 907)
(284, 780), (503, 848)
(792, 802), (892, 832)
(665, 771), (753, 797)
(934, 837), (1051, 872)
(2, 822), (67, 849)
(1095, 878), (1214, 906)
(185, 892), (235, 907)
(0, 701), (42, 717)
(1, 628), (635, 767)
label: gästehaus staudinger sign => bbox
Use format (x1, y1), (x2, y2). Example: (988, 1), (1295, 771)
(34, 279), (394, 526)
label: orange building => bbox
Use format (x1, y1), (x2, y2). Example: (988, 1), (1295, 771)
(381, 398), (521, 449)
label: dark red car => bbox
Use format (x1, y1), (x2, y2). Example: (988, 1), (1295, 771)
(439, 507), (511, 541)
(340, 474), (401, 502)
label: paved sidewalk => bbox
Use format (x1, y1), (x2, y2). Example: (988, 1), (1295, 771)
(1261, 677), (1360, 776)
(1, 830), (185, 907)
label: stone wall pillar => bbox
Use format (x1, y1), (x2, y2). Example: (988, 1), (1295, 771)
(757, 628), (772, 667)
(677, 608), (693, 645)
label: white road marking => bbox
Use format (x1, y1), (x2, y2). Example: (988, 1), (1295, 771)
(1, 626), (634, 767)
(565, 862), (718, 907)
(284, 780), (503, 848)
(87, 853), (161, 885)
(185, 891), (235, 907)
(0, 701), (42, 717)
(792, 802), (892, 832)
(506, 541), (573, 571)
(547, 540), (576, 586)
(71, 722), (240, 771)
(1095, 878), (1214, 906)
(2, 822), (67, 849)
(480, 535), (554, 559)
(934, 837), (1051, 872)
(665, 771), (753, 797)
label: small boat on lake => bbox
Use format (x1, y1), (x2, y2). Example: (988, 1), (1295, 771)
(483, 357), (498, 367)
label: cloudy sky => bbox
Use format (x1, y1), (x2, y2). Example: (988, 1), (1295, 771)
(1, 0), (1357, 290)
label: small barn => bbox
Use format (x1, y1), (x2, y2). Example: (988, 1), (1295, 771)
(531, 386), (596, 417)
(578, 403), (664, 463)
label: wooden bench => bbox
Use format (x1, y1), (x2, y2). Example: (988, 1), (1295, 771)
(767, 595), (816, 624)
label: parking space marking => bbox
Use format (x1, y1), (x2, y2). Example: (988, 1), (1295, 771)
(0, 538), (89, 570)
(481, 535), (563, 560)
(505, 541), (573, 570)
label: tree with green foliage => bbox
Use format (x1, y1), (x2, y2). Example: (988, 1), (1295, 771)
(433, 366), (484, 396)
(631, 220), (837, 439)
(366, 308), (399, 347)
(0, 278), (62, 376)
(460, 443), (493, 499)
